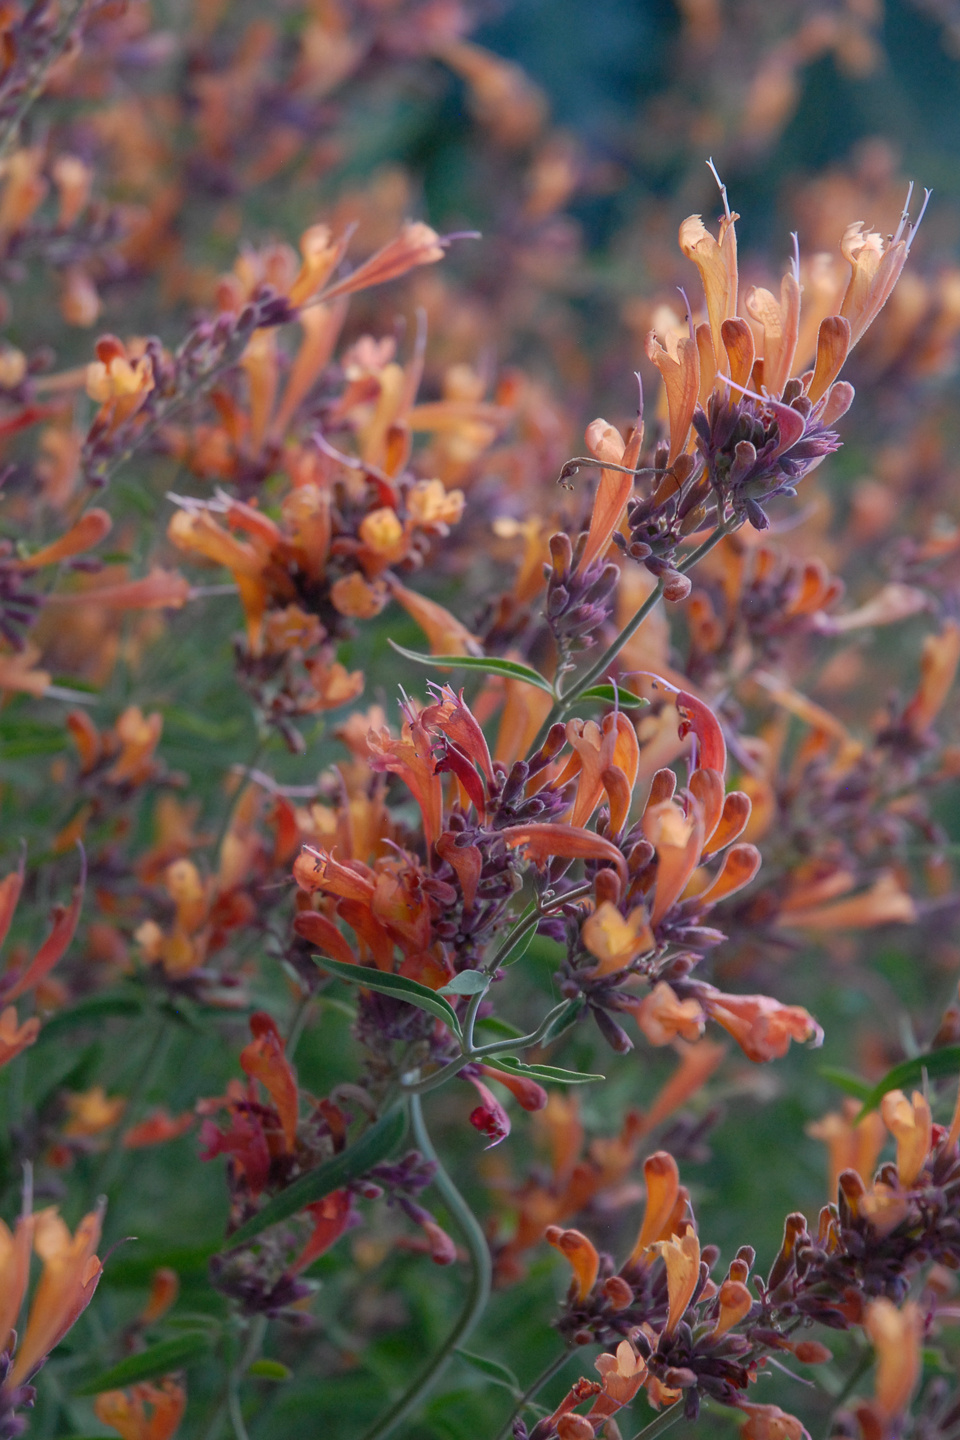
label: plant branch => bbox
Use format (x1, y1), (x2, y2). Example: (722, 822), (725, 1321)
(494, 1348), (574, 1440)
(361, 1094), (492, 1440)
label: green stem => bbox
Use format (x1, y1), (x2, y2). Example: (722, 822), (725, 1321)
(830, 1345), (874, 1409)
(529, 515), (737, 754)
(627, 1402), (686, 1440)
(401, 998), (574, 1097)
(93, 1010), (170, 1197)
(209, 735), (268, 864)
(0, 0), (88, 160)
(361, 1095), (492, 1440)
(494, 1348), (574, 1440)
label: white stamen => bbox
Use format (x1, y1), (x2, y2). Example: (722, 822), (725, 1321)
(706, 157), (731, 220)
(905, 188), (932, 254)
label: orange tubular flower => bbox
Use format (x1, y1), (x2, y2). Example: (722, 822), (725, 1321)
(240, 1013), (300, 1153)
(0, 1208), (34, 1355)
(94, 1377), (186, 1440)
(861, 1298), (923, 1425)
(699, 985), (823, 1063)
(653, 1228), (701, 1334)
(3, 851), (85, 1003)
(627, 1151), (683, 1264)
(737, 1402), (811, 1440)
(807, 1098), (887, 1198)
(579, 415), (643, 572)
(544, 1225), (600, 1302)
(500, 822), (629, 888)
(10, 1200), (106, 1384)
(0, 1006), (40, 1069)
(879, 1090), (932, 1188)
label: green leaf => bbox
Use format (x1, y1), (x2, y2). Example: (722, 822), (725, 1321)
(856, 1045), (960, 1116)
(818, 1066), (873, 1101)
(577, 685), (648, 709)
(387, 641), (555, 695)
(75, 1333), (214, 1394)
(490, 1055), (604, 1085)
(474, 1015), (524, 1039)
(314, 956), (462, 1038)
(438, 971), (490, 997)
(224, 1104), (408, 1250)
(248, 1359), (292, 1381)
(498, 922), (537, 969)
(455, 1348), (521, 1394)
(539, 998), (583, 1045)
(34, 991), (144, 1044)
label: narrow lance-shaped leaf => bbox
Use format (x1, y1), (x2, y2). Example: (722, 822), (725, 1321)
(388, 640), (556, 696)
(577, 685), (649, 709)
(490, 1055), (605, 1085)
(224, 1104), (408, 1250)
(455, 1348), (522, 1395)
(314, 956), (462, 1038)
(818, 1066), (874, 1101)
(75, 1333), (214, 1395)
(856, 1046), (960, 1117)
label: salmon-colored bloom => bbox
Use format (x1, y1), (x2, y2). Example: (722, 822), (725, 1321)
(122, 1109), (195, 1149)
(713, 1278), (753, 1337)
(632, 981), (706, 1046)
(94, 1377), (186, 1440)
(0, 1006), (40, 1069)
(581, 901), (654, 977)
(545, 1225), (600, 1301)
(10, 1200), (105, 1383)
(737, 1402), (811, 1440)
(879, 1089), (932, 1188)
(0, 1207), (34, 1355)
(862, 1298), (923, 1421)
(807, 1098), (886, 1197)
(18, 508), (112, 570)
(240, 1013), (299, 1153)
(579, 416), (643, 571)
(653, 1228), (701, 1333)
(627, 1151), (683, 1264)
(699, 985), (823, 1063)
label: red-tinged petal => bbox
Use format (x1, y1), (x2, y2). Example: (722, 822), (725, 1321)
(44, 567), (192, 610)
(435, 739), (487, 814)
(697, 843), (761, 906)
(806, 316), (851, 404)
(0, 860), (24, 954)
(500, 822), (628, 888)
(688, 767), (724, 844)
(20, 508), (112, 570)
(545, 1225), (600, 1301)
(436, 832), (482, 913)
(701, 791), (751, 859)
(479, 1063), (548, 1112)
(5, 850), (85, 1002)
(420, 1219), (457, 1265)
(580, 417), (632, 571)
(763, 397), (807, 460)
(628, 1151), (681, 1262)
(467, 1076), (511, 1148)
(293, 1190), (352, 1272)
(422, 684), (494, 782)
(721, 318), (755, 388)
(646, 330), (700, 464)
(241, 1013), (299, 1152)
(676, 690), (726, 773)
(293, 847), (375, 902)
(292, 911), (357, 967)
